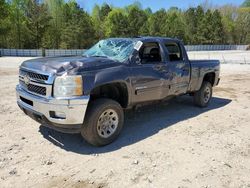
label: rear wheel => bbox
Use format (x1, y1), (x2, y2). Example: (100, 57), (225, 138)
(194, 81), (212, 107)
(81, 98), (124, 146)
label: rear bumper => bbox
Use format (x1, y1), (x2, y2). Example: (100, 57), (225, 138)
(16, 85), (89, 133)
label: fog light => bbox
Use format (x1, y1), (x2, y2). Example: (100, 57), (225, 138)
(55, 112), (66, 119)
(50, 111), (66, 119)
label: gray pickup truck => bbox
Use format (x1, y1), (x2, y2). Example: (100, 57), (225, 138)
(16, 37), (220, 146)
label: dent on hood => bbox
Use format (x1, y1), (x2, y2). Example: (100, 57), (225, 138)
(21, 56), (120, 76)
(55, 61), (85, 75)
(58, 59), (121, 75)
(21, 57), (86, 75)
(55, 60), (108, 76)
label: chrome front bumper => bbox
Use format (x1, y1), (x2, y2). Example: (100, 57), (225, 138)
(16, 85), (89, 132)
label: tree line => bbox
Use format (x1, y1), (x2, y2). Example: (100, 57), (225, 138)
(0, 0), (250, 49)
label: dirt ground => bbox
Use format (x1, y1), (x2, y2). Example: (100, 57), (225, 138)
(0, 56), (250, 188)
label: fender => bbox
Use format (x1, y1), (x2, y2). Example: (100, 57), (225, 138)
(196, 68), (220, 91)
(82, 64), (133, 105)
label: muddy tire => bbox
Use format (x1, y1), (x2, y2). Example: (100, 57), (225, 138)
(194, 81), (212, 107)
(81, 98), (124, 146)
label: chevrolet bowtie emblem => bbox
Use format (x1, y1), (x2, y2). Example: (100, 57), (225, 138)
(23, 75), (30, 85)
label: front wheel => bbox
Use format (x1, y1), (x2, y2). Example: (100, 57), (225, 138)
(81, 98), (124, 146)
(194, 81), (212, 107)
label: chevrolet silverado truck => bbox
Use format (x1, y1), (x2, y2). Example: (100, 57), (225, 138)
(16, 37), (220, 146)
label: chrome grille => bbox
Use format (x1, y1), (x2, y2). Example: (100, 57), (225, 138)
(27, 84), (46, 96)
(20, 80), (46, 96)
(20, 69), (49, 82)
(19, 68), (53, 97)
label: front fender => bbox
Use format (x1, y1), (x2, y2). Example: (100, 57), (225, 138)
(82, 65), (132, 103)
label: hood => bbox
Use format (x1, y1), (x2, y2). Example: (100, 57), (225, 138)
(20, 56), (122, 75)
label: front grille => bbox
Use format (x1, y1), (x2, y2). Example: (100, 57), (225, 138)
(20, 69), (49, 81)
(20, 80), (46, 96)
(27, 84), (46, 96)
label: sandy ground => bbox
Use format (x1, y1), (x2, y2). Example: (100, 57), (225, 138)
(0, 55), (250, 188)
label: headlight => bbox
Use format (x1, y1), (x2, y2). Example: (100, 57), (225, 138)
(54, 75), (83, 98)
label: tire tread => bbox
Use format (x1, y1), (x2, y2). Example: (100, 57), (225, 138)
(81, 98), (124, 146)
(194, 81), (212, 107)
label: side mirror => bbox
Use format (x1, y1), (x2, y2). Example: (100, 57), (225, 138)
(129, 51), (142, 65)
(135, 55), (142, 65)
(131, 40), (143, 65)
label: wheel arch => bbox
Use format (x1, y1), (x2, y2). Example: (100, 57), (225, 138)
(89, 81), (130, 108)
(203, 72), (216, 86)
(196, 71), (216, 91)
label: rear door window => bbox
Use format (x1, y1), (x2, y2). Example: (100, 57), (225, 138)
(165, 42), (183, 62)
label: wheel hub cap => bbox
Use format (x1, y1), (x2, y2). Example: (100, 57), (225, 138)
(97, 109), (119, 138)
(204, 86), (211, 103)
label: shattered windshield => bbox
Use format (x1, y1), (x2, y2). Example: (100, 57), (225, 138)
(83, 39), (137, 62)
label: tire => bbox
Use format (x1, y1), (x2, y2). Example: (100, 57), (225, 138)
(194, 81), (212, 107)
(81, 98), (124, 146)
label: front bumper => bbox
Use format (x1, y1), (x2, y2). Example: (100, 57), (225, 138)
(16, 85), (89, 133)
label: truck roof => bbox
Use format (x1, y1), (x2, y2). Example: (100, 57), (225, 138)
(134, 36), (181, 41)
(107, 36), (182, 43)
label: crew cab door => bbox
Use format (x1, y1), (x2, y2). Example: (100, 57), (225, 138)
(129, 41), (170, 103)
(163, 40), (190, 95)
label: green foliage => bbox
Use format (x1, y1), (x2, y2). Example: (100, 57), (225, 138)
(126, 4), (148, 36)
(92, 3), (112, 40)
(195, 6), (206, 44)
(0, 0), (10, 48)
(8, 0), (30, 48)
(25, 0), (51, 48)
(184, 8), (198, 44)
(0, 0), (9, 19)
(219, 5), (238, 44)
(0, 0), (249, 49)
(44, 0), (64, 48)
(148, 9), (167, 36)
(200, 10), (214, 44)
(99, 3), (112, 21)
(242, 0), (250, 7)
(60, 1), (95, 49)
(212, 10), (226, 44)
(104, 9), (129, 37)
(235, 8), (250, 44)
(164, 9), (187, 42)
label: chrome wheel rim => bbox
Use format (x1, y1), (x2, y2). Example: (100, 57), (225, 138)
(204, 86), (211, 103)
(97, 109), (119, 138)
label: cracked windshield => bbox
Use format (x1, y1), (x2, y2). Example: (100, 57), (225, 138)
(83, 39), (137, 62)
